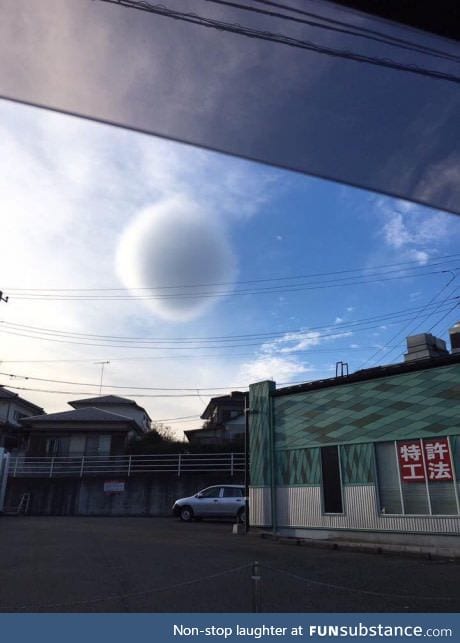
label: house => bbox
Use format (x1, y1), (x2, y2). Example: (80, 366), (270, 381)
(20, 395), (151, 457)
(0, 386), (44, 452)
(184, 391), (246, 446)
(248, 325), (460, 550)
(68, 395), (152, 432)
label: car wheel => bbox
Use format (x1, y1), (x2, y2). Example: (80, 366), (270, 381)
(237, 507), (246, 524)
(179, 506), (194, 522)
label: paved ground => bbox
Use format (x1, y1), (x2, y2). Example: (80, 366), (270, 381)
(0, 517), (459, 613)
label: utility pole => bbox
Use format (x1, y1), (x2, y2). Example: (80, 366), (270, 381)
(94, 360), (110, 395)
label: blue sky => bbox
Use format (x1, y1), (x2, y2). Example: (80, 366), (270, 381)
(0, 99), (459, 436)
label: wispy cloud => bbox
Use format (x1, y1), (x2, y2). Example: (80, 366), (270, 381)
(238, 355), (312, 385)
(377, 198), (454, 264)
(237, 327), (353, 385)
(261, 329), (353, 355)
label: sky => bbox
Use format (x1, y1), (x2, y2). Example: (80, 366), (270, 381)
(2, 0), (460, 215)
(0, 98), (459, 438)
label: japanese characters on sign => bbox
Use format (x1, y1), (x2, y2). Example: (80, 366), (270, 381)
(423, 437), (453, 482)
(398, 441), (425, 482)
(397, 438), (454, 483)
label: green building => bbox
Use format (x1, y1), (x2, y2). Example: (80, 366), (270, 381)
(249, 333), (460, 550)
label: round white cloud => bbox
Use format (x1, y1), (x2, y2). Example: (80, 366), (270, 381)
(116, 196), (237, 321)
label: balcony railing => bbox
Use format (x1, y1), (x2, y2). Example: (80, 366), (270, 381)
(8, 453), (245, 478)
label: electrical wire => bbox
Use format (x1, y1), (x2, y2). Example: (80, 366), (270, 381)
(0, 371), (250, 392)
(7, 267), (458, 301)
(1, 297), (458, 347)
(0, 384), (213, 398)
(372, 283), (459, 364)
(357, 276), (458, 368)
(97, 1), (460, 85)
(0, 346), (374, 365)
(427, 301), (460, 334)
(252, 0), (460, 62)
(6, 254), (460, 292)
(203, 0), (460, 64)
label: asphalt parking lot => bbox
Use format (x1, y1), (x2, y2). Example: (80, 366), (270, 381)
(0, 516), (458, 613)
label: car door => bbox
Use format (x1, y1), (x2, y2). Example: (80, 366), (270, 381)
(219, 486), (244, 517)
(194, 486), (223, 517)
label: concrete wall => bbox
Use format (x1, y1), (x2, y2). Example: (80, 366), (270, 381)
(4, 472), (244, 516)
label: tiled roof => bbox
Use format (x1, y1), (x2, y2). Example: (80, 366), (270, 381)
(0, 387), (16, 400)
(69, 395), (137, 406)
(69, 395), (150, 418)
(274, 353), (460, 397)
(22, 407), (136, 425)
(0, 386), (43, 412)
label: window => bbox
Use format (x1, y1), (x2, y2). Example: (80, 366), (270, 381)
(375, 442), (403, 514)
(46, 437), (69, 456)
(199, 487), (222, 498)
(320, 446), (343, 514)
(222, 487), (243, 498)
(85, 435), (111, 456)
(375, 438), (459, 516)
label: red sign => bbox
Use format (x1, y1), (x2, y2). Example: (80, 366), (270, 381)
(423, 438), (453, 482)
(397, 438), (454, 483)
(398, 440), (426, 482)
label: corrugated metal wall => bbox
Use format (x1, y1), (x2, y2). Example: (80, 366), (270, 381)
(249, 486), (271, 527)
(250, 484), (460, 534)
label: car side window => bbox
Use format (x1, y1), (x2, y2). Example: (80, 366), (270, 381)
(222, 487), (243, 498)
(199, 487), (221, 498)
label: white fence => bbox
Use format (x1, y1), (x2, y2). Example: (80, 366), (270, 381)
(8, 452), (245, 478)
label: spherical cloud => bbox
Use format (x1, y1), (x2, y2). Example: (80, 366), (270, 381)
(116, 196), (237, 321)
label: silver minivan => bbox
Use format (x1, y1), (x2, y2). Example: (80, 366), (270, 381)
(172, 484), (246, 522)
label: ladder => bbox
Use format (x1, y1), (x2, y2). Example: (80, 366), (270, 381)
(4, 492), (31, 515)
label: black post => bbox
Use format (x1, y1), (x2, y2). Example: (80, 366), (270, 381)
(244, 393), (250, 533)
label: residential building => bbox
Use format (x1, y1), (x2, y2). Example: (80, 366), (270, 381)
(0, 386), (44, 452)
(249, 328), (460, 550)
(20, 395), (151, 457)
(184, 391), (246, 446)
(68, 395), (152, 432)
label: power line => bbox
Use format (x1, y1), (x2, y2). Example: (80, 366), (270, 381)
(357, 276), (458, 368)
(371, 281), (458, 364)
(97, 1), (460, 84)
(0, 384), (213, 398)
(6, 254), (460, 292)
(203, 0), (460, 64)
(1, 297), (458, 348)
(152, 414), (201, 423)
(252, 0), (460, 62)
(0, 377), (312, 398)
(427, 301), (460, 334)
(0, 302), (457, 352)
(0, 371), (250, 392)
(0, 347), (375, 364)
(7, 267), (458, 301)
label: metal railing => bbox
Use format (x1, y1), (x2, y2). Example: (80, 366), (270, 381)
(8, 452), (245, 478)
